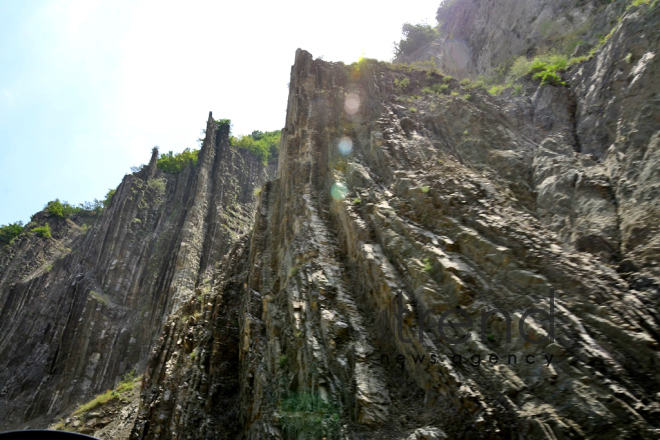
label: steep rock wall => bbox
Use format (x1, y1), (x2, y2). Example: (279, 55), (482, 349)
(5, 1), (659, 439)
(0, 113), (270, 430)
(401, 0), (631, 79)
(133, 16), (660, 437)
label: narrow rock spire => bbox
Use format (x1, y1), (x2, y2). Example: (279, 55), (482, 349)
(147, 146), (159, 179)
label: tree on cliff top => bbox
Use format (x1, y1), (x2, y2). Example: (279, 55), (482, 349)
(393, 22), (440, 57)
(157, 148), (199, 174)
(232, 129), (281, 163)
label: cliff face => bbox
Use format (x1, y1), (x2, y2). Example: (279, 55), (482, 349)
(131, 2), (660, 439)
(2, 1), (660, 439)
(0, 114), (271, 430)
(401, 0), (633, 80)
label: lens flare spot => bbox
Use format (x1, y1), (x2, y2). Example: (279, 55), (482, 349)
(338, 137), (353, 156)
(344, 92), (360, 115)
(331, 182), (348, 201)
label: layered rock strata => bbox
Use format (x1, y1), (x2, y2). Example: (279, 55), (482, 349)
(0, 114), (270, 430)
(132, 11), (660, 435)
(4, 1), (660, 439)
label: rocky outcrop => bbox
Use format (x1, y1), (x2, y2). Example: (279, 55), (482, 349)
(3, 1), (660, 439)
(237, 42), (660, 439)
(570, 3), (660, 279)
(0, 113), (271, 430)
(401, 0), (633, 79)
(48, 374), (142, 439)
(130, 237), (248, 439)
(131, 5), (660, 433)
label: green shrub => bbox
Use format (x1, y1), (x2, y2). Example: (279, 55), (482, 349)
(46, 199), (66, 218)
(533, 69), (566, 86)
(394, 77), (410, 91)
(157, 148), (199, 174)
(0, 221), (24, 246)
(232, 130), (281, 163)
(423, 257), (432, 271)
(118, 370), (140, 392)
(46, 197), (106, 218)
(280, 392), (340, 440)
(463, 79), (486, 91)
(147, 177), (166, 195)
(508, 53), (568, 86)
(166, 122), (280, 167)
(103, 189), (116, 208)
(488, 84), (507, 95)
(509, 56), (534, 79)
(33, 223), (51, 238)
(423, 83), (449, 95)
(215, 118), (231, 130)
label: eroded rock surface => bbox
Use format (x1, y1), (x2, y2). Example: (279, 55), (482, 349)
(0, 114), (271, 430)
(402, 0), (635, 79)
(132, 10), (660, 436)
(3, 1), (660, 439)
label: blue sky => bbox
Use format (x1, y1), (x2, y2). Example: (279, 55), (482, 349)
(0, 0), (438, 225)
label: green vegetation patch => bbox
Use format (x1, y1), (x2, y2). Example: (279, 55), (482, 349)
(488, 84), (507, 96)
(147, 177), (167, 195)
(157, 148), (199, 174)
(182, 117), (281, 166)
(72, 371), (141, 416)
(46, 200), (67, 218)
(102, 189), (115, 208)
(0, 221), (24, 246)
(231, 129), (281, 163)
(279, 391), (340, 440)
(394, 77), (411, 91)
(423, 257), (433, 272)
(508, 53), (569, 86)
(32, 223), (51, 238)
(422, 83), (449, 95)
(46, 197), (106, 219)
